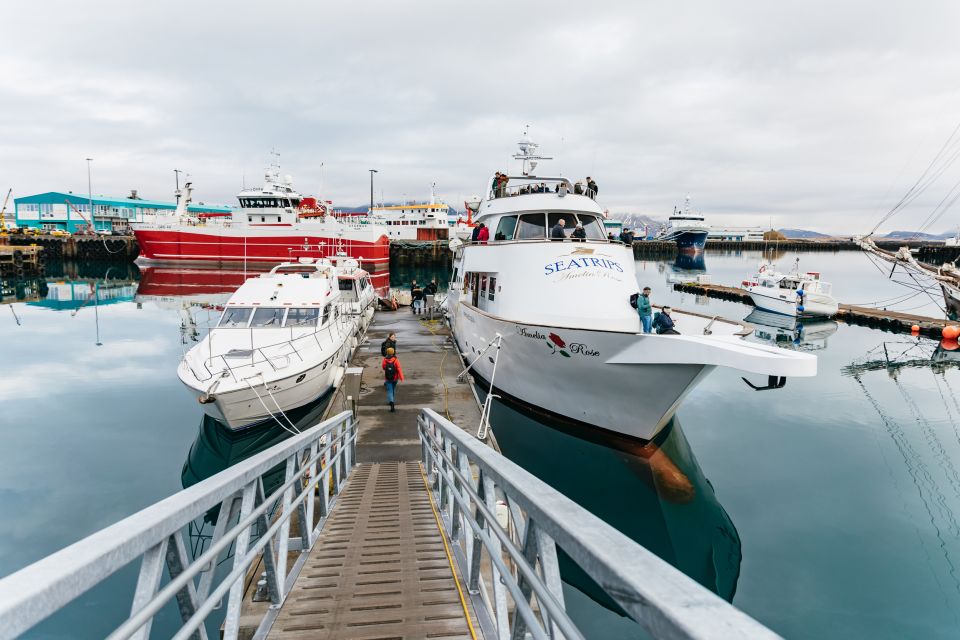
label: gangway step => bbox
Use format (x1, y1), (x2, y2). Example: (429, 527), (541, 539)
(269, 461), (476, 639)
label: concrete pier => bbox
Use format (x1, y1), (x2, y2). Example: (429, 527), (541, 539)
(672, 281), (954, 336)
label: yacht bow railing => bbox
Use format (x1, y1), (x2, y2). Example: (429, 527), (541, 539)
(0, 411), (358, 640)
(418, 408), (780, 640)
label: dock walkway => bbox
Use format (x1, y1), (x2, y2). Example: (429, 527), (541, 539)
(241, 307), (485, 639)
(673, 281), (954, 336)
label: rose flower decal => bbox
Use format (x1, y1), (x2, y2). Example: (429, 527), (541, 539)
(546, 332), (571, 357)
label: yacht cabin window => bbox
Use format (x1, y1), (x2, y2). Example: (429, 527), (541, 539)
(547, 213), (573, 237)
(322, 305), (331, 325)
(284, 307), (319, 327)
(488, 276), (496, 301)
(219, 307), (252, 327)
(516, 213), (546, 240)
(494, 215), (518, 241)
(250, 307), (285, 327)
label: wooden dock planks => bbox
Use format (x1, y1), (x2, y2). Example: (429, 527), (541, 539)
(269, 461), (473, 640)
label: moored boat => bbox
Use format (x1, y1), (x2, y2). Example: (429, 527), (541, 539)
(178, 258), (374, 430)
(655, 195), (710, 252)
(445, 134), (816, 442)
(743, 259), (838, 317)
(132, 163), (390, 270)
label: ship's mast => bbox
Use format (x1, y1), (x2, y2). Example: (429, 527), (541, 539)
(512, 125), (552, 176)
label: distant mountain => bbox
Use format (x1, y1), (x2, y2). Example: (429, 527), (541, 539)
(778, 228), (830, 239)
(609, 213), (662, 231)
(881, 230), (954, 241)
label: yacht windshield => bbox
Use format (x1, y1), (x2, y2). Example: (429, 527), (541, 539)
(516, 213), (546, 239)
(284, 307), (319, 327)
(219, 307), (252, 327)
(495, 215), (518, 241)
(250, 307), (285, 327)
(576, 214), (606, 239)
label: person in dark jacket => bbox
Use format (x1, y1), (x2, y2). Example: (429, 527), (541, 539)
(586, 177), (598, 198)
(652, 306), (679, 334)
(411, 283), (425, 314)
(424, 281), (437, 296)
(550, 218), (566, 241)
(380, 332), (397, 356)
(491, 172), (501, 197)
(471, 225), (481, 242)
(571, 223), (586, 242)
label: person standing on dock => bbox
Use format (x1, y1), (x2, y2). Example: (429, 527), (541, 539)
(380, 332), (397, 357)
(411, 282), (425, 314)
(382, 347), (404, 412)
(637, 287), (653, 333)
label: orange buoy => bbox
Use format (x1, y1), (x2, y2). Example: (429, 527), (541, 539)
(944, 325), (960, 340)
(911, 325), (920, 334)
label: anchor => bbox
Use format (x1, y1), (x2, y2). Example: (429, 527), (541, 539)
(741, 375), (787, 391)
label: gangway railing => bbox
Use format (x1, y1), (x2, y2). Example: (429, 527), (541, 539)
(0, 411), (357, 640)
(418, 408), (780, 640)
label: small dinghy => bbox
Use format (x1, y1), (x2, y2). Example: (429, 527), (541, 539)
(178, 258), (370, 430)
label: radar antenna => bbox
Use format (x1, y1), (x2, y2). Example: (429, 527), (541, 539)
(512, 125), (552, 176)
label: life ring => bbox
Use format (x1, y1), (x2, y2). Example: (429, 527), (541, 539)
(758, 265), (767, 273)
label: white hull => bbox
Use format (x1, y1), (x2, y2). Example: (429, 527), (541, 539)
(747, 288), (838, 318)
(450, 303), (810, 441)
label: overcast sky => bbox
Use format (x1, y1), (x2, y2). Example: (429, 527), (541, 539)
(3, 1), (960, 233)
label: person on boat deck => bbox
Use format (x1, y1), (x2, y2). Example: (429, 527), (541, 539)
(637, 287), (653, 334)
(382, 347), (404, 412)
(497, 173), (509, 197)
(471, 225), (481, 242)
(607, 232), (616, 241)
(573, 181), (584, 195)
(540, 182), (548, 192)
(571, 223), (586, 242)
(619, 228), (633, 245)
(491, 172), (501, 197)
(380, 332), (397, 357)
(425, 280), (437, 296)
(653, 306), (679, 335)
(411, 282), (425, 314)
(476, 223), (489, 244)
(587, 177), (598, 198)
(550, 218), (567, 241)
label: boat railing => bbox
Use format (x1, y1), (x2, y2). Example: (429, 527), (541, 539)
(463, 237), (629, 247)
(418, 408), (779, 640)
(488, 182), (598, 200)
(0, 410), (358, 640)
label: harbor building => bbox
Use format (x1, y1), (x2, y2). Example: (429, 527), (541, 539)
(708, 226), (765, 242)
(14, 190), (231, 233)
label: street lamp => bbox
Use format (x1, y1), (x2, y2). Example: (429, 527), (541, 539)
(369, 169), (378, 212)
(86, 158), (93, 233)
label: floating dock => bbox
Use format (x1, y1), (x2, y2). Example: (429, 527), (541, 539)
(673, 281), (953, 336)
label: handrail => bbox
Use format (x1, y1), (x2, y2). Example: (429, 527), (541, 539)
(418, 408), (780, 640)
(0, 411), (358, 640)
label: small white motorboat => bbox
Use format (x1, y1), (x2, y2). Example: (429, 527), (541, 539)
(178, 258), (372, 430)
(743, 259), (838, 318)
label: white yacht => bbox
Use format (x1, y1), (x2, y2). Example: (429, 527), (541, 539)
(445, 134), (816, 441)
(178, 258), (375, 430)
(368, 185), (452, 241)
(743, 260), (838, 318)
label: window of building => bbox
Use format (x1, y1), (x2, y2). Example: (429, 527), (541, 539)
(494, 215), (518, 241)
(516, 213), (546, 240)
(261, 216), (265, 222)
(250, 307), (285, 327)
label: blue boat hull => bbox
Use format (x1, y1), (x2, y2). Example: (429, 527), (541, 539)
(673, 231), (708, 250)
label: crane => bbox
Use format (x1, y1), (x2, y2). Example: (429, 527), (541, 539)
(0, 188), (11, 235)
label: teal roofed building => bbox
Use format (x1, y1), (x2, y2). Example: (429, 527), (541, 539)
(14, 190), (232, 233)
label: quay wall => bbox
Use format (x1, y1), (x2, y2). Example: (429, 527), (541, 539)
(5, 234), (139, 262)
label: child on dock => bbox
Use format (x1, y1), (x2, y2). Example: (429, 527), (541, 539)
(382, 348), (404, 412)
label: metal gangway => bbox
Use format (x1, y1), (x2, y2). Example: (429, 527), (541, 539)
(0, 409), (778, 640)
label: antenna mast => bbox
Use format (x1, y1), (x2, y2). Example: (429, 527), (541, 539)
(512, 125), (552, 176)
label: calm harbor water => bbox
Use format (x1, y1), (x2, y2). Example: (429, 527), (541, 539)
(2, 249), (960, 638)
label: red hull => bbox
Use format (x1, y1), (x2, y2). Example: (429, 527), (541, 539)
(133, 228), (391, 271)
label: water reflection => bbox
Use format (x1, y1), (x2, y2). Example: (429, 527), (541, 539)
(672, 252), (707, 274)
(486, 394), (741, 623)
(744, 308), (838, 351)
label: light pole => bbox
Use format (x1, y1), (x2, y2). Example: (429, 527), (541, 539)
(369, 169), (378, 213)
(86, 158), (94, 233)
